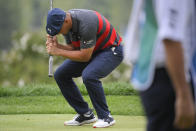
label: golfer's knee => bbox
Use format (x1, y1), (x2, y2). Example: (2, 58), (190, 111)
(54, 70), (61, 81)
(82, 72), (95, 84)
(54, 68), (67, 81)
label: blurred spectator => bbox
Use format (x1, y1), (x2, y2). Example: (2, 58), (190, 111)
(124, 0), (196, 130)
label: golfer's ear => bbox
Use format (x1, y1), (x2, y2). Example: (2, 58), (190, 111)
(65, 18), (68, 23)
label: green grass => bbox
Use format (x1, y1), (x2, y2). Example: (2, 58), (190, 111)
(0, 82), (145, 130)
(0, 82), (137, 97)
(0, 95), (144, 115)
(0, 114), (146, 131)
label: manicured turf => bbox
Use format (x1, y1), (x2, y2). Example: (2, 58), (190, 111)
(0, 83), (145, 130)
(0, 96), (143, 115)
(0, 114), (146, 131)
(0, 82), (137, 97)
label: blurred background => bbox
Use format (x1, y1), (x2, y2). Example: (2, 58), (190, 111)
(0, 0), (133, 87)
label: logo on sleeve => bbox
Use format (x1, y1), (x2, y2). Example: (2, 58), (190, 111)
(84, 40), (94, 45)
(169, 9), (178, 28)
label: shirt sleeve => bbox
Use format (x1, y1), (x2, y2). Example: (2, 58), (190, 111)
(79, 21), (97, 49)
(63, 32), (72, 44)
(157, 0), (191, 43)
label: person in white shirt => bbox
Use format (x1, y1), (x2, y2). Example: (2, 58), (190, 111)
(124, 0), (196, 130)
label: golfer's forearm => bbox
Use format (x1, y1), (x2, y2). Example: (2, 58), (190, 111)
(57, 49), (91, 62)
(163, 39), (190, 97)
(57, 44), (74, 51)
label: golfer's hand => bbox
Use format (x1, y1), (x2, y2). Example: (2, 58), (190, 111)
(174, 87), (196, 129)
(52, 36), (59, 47)
(46, 41), (60, 55)
(46, 35), (59, 48)
(46, 35), (60, 55)
(46, 35), (53, 44)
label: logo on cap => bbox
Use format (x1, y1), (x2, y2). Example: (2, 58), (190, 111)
(47, 28), (52, 34)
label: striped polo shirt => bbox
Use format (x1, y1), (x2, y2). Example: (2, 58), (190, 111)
(64, 9), (122, 52)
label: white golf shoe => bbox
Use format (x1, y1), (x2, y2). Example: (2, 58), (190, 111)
(64, 110), (97, 126)
(93, 115), (115, 128)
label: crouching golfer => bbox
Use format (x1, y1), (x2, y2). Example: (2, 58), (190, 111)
(45, 8), (123, 128)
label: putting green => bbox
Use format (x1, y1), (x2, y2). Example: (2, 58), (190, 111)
(0, 114), (145, 131)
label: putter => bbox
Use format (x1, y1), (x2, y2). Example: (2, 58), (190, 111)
(48, 0), (53, 77)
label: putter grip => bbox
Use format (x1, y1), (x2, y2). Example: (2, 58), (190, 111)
(48, 55), (53, 77)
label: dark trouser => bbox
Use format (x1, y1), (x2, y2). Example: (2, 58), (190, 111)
(54, 45), (123, 119)
(140, 68), (196, 131)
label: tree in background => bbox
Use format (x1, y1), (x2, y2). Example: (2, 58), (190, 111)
(31, 0), (48, 30)
(0, 0), (21, 50)
(0, 0), (132, 86)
